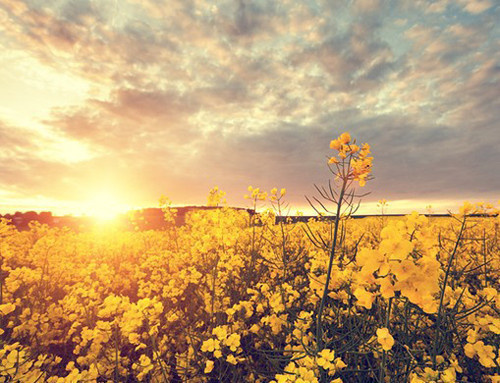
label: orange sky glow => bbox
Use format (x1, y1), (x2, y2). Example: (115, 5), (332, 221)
(0, 0), (498, 218)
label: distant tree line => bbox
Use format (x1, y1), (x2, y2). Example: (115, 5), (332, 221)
(0, 206), (255, 231)
(3, 208), (491, 231)
(0, 211), (93, 231)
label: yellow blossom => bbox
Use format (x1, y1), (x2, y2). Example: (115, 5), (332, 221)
(376, 328), (395, 351)
(0, 303), (16, 315)
(354, 287), (375, 309)
(204, 360), (214, 373)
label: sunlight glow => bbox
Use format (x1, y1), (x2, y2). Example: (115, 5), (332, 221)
(83, 191), (129, 222)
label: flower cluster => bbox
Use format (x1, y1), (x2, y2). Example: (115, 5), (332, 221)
(328, 132), (373, 186)
(0, 134), (498, 382)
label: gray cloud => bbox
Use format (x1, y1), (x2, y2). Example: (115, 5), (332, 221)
(0, 0), (499, 212)
(0, 121), (74, 200)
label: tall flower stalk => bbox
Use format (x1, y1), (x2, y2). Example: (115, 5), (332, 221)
(305, 132), (373, 350)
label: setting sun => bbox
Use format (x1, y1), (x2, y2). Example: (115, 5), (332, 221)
(0, 1), (498, 381)
(83, 191), (129, 222)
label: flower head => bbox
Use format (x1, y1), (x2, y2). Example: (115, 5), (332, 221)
(376, 327), (395, 351)
(328, 131), (373, 187)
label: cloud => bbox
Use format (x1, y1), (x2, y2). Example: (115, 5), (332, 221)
(461, 0), (493, 14)
(425, 0), (451, 14)
(0, 120), (73, 200)
(0, 0), (499, 212)
(46, 87), (209, 159)
(0, 122), (37, 155)
(352, 0), (381, 13)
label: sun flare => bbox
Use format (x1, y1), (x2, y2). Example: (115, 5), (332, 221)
(83, 191), (128, 222)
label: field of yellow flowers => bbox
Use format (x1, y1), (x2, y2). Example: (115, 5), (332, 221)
(0, 133), (499, 382)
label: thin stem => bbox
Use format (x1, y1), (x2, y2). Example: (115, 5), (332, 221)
(315, 176), (348, 350)
(114, 325), (120, 383)
(483, 228), (487, 288)
(0, 248), (3, 305)
(146, 320), (169, 382)
(432, 216), (466, 368)
(379, 298), (393, 383)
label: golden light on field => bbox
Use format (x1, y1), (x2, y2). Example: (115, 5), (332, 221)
(0, 1), (499, 381)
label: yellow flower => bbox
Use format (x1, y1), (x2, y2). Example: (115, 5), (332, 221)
(353, 287), (374, 309)
(204, 360), (214, 373)
(475, 342), (495, 368)
(464, 343), (476, 358)
(410, 376), (426, 383)
(379, 237), (414, 261)
(441, 367), (456, 383)
(482, 287), (497, 301)
(330, 139), (341, 150)
(0, 303), (16, 315)
(360, 143), (370, 156)
(376, 328), (395, 351)
(378, 277), (395, 299)
(489, 318), (500, 334)
(339, 132), (351, 144)
(466, 329), (479, 343)
(225, 333), (241, 352)
(226, 354), (238, 365)
(317, 348), (335, 369)
(201, 338), (220, 353)
(212, 326), (228, 341)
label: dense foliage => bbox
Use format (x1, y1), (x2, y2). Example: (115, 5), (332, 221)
(0, 133), (498, 382)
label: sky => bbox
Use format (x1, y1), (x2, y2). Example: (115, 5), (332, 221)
(0, 0), (499, 216)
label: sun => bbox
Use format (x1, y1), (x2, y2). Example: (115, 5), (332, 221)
(84, 191), (129, 222)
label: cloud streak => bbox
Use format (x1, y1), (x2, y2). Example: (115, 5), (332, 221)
(0, 0), (498, 213)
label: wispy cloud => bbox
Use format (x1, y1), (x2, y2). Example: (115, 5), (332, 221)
(0, 0), (498, 213)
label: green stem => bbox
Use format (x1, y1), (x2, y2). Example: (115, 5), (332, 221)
(210, 255), (219, 327)
(279, 201), (288, 282)
(114, 325), (120, 383)
(432, 217), (466, 368)
(379, 298), (393, 383)
(148, 322), (169, 382)
(483, 228), (487, 288)
(315, 177), (348, 350)
(0, 249), (3, 305)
